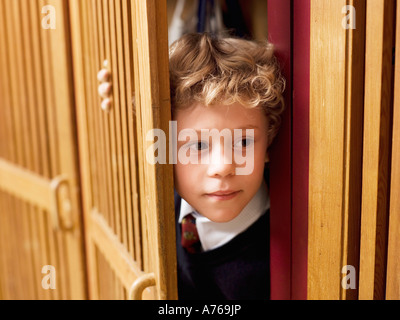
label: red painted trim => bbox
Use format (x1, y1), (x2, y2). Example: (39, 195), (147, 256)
(268, 0), (292, 300)
(291, 0), (310, 300)
(268, 0), (310, 300)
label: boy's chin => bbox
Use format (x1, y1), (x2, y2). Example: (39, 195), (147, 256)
(201, 209), (242, 223)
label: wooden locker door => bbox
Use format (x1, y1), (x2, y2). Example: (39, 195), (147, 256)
(358, 0), (395, 300)
(69, 0), (177, 300)
(386, 0), (400, 300)
(308, 0), (366, 299)
(0, 0), (86, 299)
(309, 0), (397, 300)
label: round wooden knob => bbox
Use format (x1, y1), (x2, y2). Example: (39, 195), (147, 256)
(101, 98), (112, 112)
(97, 68), (111, 82)
(98, 82), (112, 98)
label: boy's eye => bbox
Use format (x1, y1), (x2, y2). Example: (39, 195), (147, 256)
(234, 138), (254, 149)
(188, 141), (208, 151)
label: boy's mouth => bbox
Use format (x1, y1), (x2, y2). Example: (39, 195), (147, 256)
(205, 190), (241, 200)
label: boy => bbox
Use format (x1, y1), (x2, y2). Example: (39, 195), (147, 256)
(169, 33), (285, 300)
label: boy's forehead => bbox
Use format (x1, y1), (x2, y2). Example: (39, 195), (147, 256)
(174, 102), (268, 130)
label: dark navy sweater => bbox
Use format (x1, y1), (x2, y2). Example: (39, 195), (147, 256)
(174, 191), (270, 300)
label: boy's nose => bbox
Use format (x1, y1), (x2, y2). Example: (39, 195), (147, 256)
(206, 144), (236, 177)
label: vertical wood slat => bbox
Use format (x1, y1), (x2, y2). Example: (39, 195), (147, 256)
(386, 1), (400, 300)
(339, 0), (366, 300)
(130, 0), (145, 271)
(83, 0), (100, 219)
(68, 0), (100, 299)
(308, 0), (366, 299)
(97, 0), (115, 235)
(0, 0), (13, 299)
(0, 192), (7, 299)
(2, 195), (16, 298)
(358, 0), (395, 300)
(22, 0), (52, 300)
(92, 0), (108, 225)
(6, 15), (26, 300)
(3, 194), (14, 298)
(115, 0), (130, 257)
(91, 3), (118, 284)
(109, 0), (126, 248)
(121, 0), (140, 264)
(8, 0), (27, 167)
(29, 0), (50, 179)
(74, 1), (99, 298)
(0, 3), (7, 299)
(127, 0), (143, 268)
(90, 0), (110, 236)
(154, 0), (178, 299)
(6, 0), (36, 299)
(0, 2), (15, 299)
(0, 1), (13, 162)
(102, 0), (118, 235)
(133, 0), (177, 299)
(108, 0), (123, 245)
(32, 0), (65, 299)
(29, 0), (58, 300)
(87, 0), (109, 269)
(309, 0), (347, 298)
(132, 0), (154, 289)
(132, 0), (151, 278)
(91, 0), (112, 243)
(47, 0), (86, 299)
(105, 0), (121, 239)
(39, 0), (64, 299)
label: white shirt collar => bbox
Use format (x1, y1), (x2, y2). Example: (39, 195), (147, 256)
(179, 180), (270, 251)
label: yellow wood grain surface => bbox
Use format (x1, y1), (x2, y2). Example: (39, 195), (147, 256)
(70, 0), (177, 300)
(309, 0), (365, 300)
(386, 1), (400, 300)
(359, 0), (395, 300)
(0, 0), (86, 299)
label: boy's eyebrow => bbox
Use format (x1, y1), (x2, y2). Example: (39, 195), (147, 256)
(236, 125), (260, 130)
(193, 125), (260, 132)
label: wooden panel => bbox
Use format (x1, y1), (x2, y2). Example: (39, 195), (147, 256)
(69, 0), (100, 299)
(358, 0), (395, 300)
(0, 159), (53, 211)
(0, 0), (86, 299)
(132, 0), (177, 300)
(70, 0), (177, 300)
(385, 0), (400, 301)
(96, 246), (128, 300)
(90, 209), (154, 299)
(340, 0), (366, 300)
(308, 0), (365, 300)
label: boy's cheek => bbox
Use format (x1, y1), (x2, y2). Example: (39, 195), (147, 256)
(173, 163), (184, 190)
(173, 162), (198, 192)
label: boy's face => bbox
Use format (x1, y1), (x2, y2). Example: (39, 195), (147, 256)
(173, 102), (268, 222)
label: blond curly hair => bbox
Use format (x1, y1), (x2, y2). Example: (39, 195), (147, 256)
(169, 33), (286, 147)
